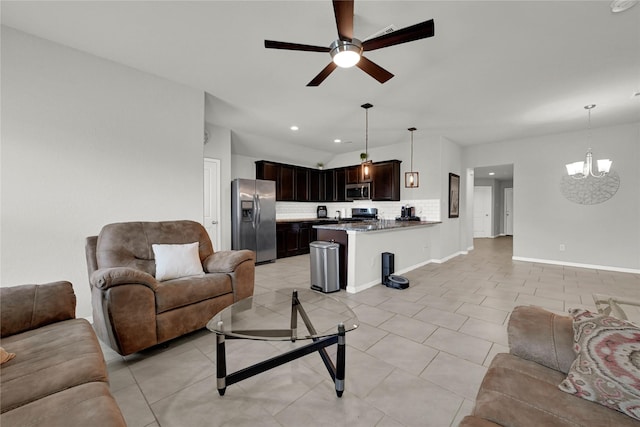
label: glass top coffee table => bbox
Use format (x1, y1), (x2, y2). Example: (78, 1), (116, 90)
(207, 288), (359, 397)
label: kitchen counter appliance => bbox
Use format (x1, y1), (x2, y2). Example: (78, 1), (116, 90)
(317, 205), (328, 218)
(232, 179), (276, 263)
(351, 207), (378, 221)
(345, 183), (371, 201)
(396, 205), (420, 221)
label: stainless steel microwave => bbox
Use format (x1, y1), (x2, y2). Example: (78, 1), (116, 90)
(345, 183), (371, 201)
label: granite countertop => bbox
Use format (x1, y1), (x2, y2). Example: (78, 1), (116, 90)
(276, 218), (341, 223)
(313, 219), (441, 232)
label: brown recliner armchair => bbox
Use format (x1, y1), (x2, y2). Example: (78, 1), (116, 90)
(85, 220), (255, 356)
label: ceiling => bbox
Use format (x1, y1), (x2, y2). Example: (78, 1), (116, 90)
(474, 164), (514, 181)
(2, 1), (639, 164)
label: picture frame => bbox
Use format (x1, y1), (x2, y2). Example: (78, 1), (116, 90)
(448, 173), (460, 218)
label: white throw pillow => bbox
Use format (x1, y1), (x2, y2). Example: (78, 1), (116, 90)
(152, 242), (204, 281)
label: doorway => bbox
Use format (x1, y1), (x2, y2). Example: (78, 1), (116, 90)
(204, 158), (221, 250)
(473, 164), (514, 239)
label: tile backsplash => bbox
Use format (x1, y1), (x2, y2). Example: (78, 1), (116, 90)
(276, 199), (441, 221)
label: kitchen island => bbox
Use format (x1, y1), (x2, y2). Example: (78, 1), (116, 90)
(314, 220), (441, 293)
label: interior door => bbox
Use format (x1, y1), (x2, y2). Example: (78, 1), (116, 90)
(204, 158), (221, 250)
(473, 186), (492, 238)
(504, 187), (514, 236)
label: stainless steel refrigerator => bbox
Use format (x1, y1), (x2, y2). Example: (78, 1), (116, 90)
(231, 179), (277, 263)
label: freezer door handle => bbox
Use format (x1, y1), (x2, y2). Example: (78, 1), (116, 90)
(254, 194), (261, 229)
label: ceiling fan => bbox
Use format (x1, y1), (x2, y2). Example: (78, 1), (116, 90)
(264, 0), (435, 86)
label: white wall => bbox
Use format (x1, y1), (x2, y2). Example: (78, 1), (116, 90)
(231, 154), (259, 180)
(432, 137), (463, 260)
(1, 27), (205, 317)
(464, 122), (640, 271)
(203, 121), (232, 250)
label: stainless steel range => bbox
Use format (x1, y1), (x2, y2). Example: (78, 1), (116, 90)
(350, 207), (378, 221)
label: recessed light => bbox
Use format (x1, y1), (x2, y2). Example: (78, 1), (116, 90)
(334, 139), (341, 143)
(489, 172), (496, 176)
(290, 126), (299, 131)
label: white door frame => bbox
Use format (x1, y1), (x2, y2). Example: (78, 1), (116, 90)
(204, 158), (221, 250)
(504, 187), (514, 236)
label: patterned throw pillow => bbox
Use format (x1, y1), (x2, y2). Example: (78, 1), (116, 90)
(559, 309), (640, 421)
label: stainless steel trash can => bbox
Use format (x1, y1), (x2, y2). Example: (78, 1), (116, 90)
(310, 241), (340, 293)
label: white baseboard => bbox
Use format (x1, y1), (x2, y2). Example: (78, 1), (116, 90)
(512, 256), (640, 275)
(346, 253), (468, 293)
(433, 251), (468, 264)
(346, 280), (379, 294)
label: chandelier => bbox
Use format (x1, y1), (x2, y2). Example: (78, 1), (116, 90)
(565, 105), (612, 179)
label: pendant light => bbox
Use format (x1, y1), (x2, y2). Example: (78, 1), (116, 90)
(405, 127), (419, 188)
(360, 103), (373, 181)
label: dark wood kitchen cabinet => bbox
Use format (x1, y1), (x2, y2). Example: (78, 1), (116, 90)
(295, 168), (309, 201)
(346, 166), (360, 184)
(372, 160), (401, 201)
(276, 221), (322, 258)
(333, 168), (346, 201)
(279, 164), (296, 201)
(256, 159), (399, 202)
(322, 170), (335, 201)
(256, 160), (293, 201)
(309, 169), (324, 201)
(255, 161), (279, 182)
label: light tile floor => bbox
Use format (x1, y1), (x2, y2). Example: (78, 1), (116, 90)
(104, 237), (640, 427)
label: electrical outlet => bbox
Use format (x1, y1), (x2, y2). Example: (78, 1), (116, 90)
(559, 244), (566, 251)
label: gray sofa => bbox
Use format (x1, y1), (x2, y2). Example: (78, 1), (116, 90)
(86, 220), (255, 356)
(460, 305), (640, 427)
(0, 281), (126, 427)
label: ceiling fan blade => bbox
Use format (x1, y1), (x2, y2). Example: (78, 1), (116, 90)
(356, 56), (394, 84)
(307, 62), (338, 86)
(362, 19), (434, 51)
(333, 0), (354, 40)
(264, 40), (330, 53)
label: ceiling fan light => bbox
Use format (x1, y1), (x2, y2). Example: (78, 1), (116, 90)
(333, 50), (360, 68)
(330, 39), (363, 68)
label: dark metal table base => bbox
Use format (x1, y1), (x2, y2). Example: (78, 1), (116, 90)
(215, 290), (347, 397)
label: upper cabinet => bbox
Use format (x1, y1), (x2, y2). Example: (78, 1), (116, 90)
(323, 170), (336, 201)
(256, 159), (401, 202)
(371, 160), (401, 201)
(309, 169), (324, 201)
(256, 161), (279, 182)
(279, 164), (296, 201)
(346, 166), (360, 184)
(295, 167), (309, 201)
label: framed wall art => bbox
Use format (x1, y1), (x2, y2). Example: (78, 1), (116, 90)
(448, 173), (460, 218)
